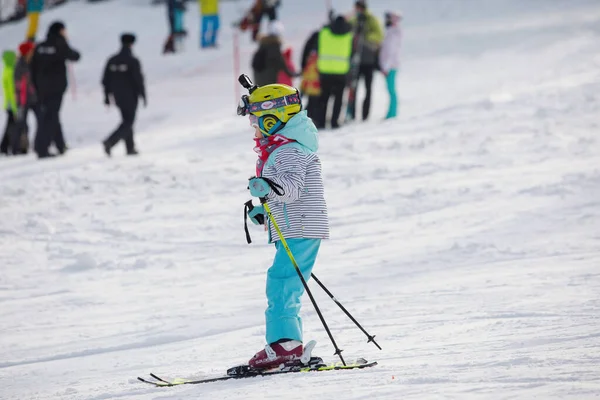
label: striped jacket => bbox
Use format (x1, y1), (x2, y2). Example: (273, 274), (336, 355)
(261, 111), (330, 242)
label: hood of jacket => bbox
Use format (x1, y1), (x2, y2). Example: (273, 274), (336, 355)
(47, 21), (65, 39)
(278, 110), (319, 152)
(2, 50), (17, 68)
(329, 16), (352, 35)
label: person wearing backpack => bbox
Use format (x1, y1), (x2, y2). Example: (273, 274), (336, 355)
(101, 33), (147, 156)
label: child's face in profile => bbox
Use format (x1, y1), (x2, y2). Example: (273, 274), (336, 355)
(249, 114), (263, 139)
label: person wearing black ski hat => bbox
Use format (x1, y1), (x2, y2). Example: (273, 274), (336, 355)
(30, 20), (81, 158)
(101, 33), (147, 157)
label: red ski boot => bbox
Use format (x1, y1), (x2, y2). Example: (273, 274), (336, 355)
(248, 340), (303, 369)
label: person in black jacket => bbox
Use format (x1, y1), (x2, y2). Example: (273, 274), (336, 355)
(251, 21), (296, 87)
(315, 15), (353, 129)
(101, 33), (147, 156)
(30, 21), (81, 158)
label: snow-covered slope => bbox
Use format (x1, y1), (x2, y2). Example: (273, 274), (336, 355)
(1, 0), (599, 399)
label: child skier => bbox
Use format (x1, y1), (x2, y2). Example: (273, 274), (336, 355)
(238, 77), (329, 369)
(379, 11), (402, 119)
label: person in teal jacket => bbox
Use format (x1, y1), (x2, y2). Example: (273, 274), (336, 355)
(1, 50), (18, 155)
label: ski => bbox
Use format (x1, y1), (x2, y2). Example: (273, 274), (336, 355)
(137, 358), (377, 387)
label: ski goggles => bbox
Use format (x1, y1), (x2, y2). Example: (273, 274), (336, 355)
(237, 92), (302, 117)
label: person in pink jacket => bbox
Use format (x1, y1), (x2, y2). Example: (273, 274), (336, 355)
(378, 11), (401, 119)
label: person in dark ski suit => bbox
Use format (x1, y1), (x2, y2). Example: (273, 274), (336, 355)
(30, 21), (81, 158)
(251, 21), (296, 87)
(315, 15), (353, 129)
(13, 41), (40, 155)
(101, 33), (147, 156)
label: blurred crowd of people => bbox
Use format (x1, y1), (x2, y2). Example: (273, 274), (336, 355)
(249, 0), (401, 129)
(2, 21), (80, 158)
(1, 0), (400, 161)
(1, 19), (147, 159)
(161, 0), (280, 54)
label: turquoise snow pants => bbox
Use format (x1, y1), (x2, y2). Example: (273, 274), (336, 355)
(385, 69), (398, 119)
(265, 238), (321, 344)
(174, 9), (184, 34)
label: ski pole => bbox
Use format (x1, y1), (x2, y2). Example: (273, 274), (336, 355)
(261, 198), (346, 366)
(310, 273), (381, 350)
(246, 199), (381, 350)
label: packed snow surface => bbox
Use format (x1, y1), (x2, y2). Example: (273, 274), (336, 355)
(0, 0), (599, 399)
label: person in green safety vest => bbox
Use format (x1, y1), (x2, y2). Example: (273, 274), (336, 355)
(314, 15), (353, 129)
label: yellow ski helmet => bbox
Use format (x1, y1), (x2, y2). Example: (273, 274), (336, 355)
(237, 75), (302, 136)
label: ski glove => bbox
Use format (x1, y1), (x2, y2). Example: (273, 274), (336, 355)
(248, 177), (271, 198)
(247, 204), (265, 225)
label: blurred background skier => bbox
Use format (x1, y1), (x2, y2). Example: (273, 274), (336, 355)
(348, 0), (383, 122)
(299, 26), (321, 121)
(164, 0), (187, 54)
(251, 21), (297, 87)
(1, 50), (18, 155)
(101, 33), (146, 157)
(30, 21), (81, 158)
(314, 15), (353, 129)
(198, 0), (219, 48)
(379, 11), (402, 119)
(13, 41), (39, 155)
(25, 0), (44, 41)
(237, 0), (281, 42)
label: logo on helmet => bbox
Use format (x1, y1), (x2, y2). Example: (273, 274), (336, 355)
(261, 101), (275, 110)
